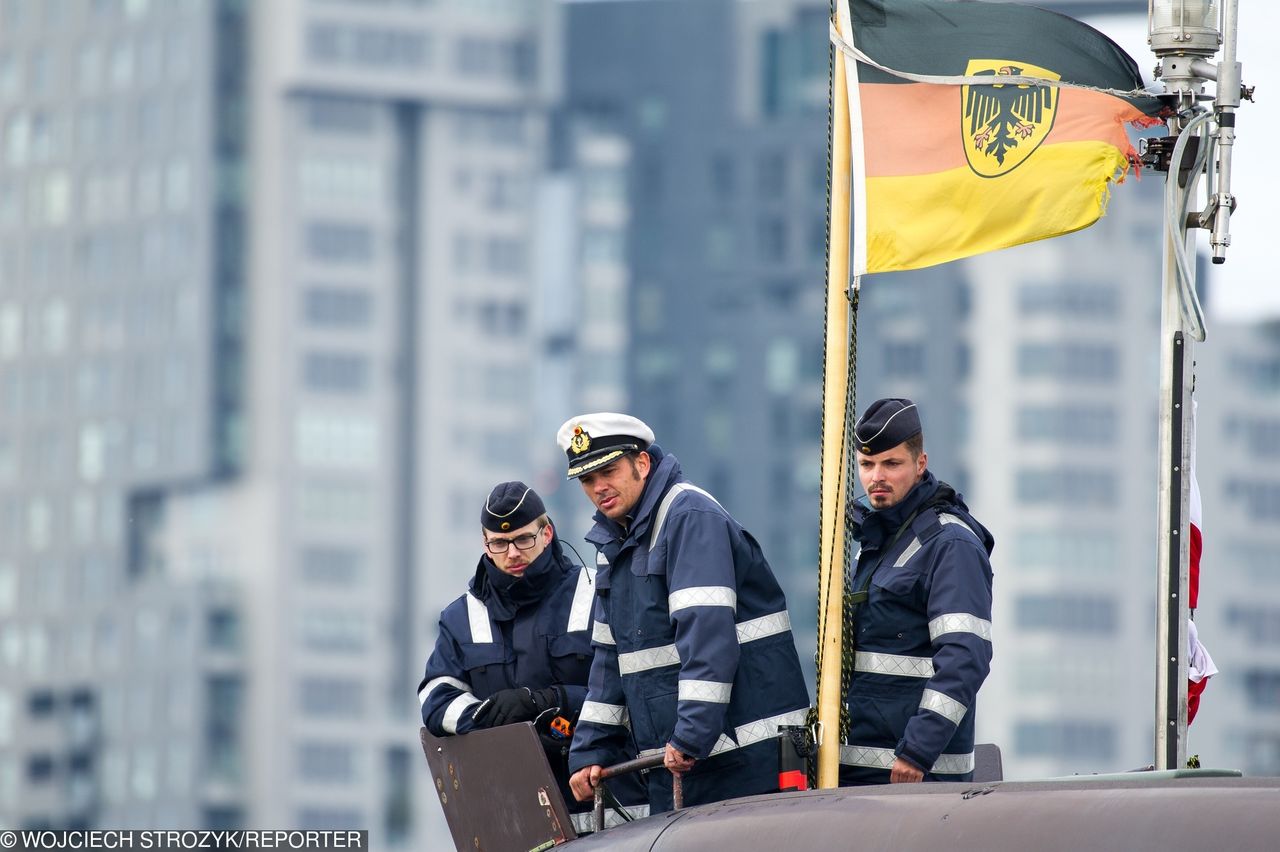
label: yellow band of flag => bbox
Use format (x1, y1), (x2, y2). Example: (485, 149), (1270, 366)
(864, 139), (1132, 273)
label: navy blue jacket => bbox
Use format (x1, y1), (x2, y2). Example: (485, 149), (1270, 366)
(569, 448), (811, 812)
(839, 471), (994, 785)
(418, 534), (595, 736)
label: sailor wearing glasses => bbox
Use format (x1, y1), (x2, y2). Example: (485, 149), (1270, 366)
(417, 481), (614, 819)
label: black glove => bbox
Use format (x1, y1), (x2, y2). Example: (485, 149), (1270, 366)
(530, 685), (567, 715)
(472, 687), (539, 728)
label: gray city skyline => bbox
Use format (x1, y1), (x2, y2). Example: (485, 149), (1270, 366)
(1, 0), (1276, 847)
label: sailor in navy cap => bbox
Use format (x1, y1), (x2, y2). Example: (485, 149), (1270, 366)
(842, 398), (995, 787)
(854, 398), (925, 508)
(559, 412), (656, 482)
(560, 413), (810, 813)
(418, 481), (637, 828)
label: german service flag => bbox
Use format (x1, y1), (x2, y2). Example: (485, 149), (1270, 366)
(837, 0), (1165, 275)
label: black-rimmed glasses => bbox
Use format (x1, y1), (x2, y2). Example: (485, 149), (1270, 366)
(484, 526), (545, 554)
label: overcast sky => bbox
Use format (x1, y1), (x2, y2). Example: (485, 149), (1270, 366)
(1094, 8), (1278, 322)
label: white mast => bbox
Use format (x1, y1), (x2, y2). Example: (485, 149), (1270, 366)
(1146, 0), (1247, 770)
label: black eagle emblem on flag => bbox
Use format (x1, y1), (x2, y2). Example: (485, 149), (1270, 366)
(962, 61), (1061, 177)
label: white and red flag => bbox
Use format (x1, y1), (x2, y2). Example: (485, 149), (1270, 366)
(1188, 402), (1217, 725)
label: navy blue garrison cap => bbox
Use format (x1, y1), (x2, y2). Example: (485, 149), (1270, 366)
(854, 398), (922, 455)
(482, 482), (545, 532)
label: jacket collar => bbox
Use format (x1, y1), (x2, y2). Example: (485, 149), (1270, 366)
(850, 471), (996, 556)
(850, 469), (940, 549)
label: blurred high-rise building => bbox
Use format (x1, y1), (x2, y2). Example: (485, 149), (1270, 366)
(1, 0), (250, 828)
(0, 0), (613, 845)
(566, 0), (832, 674)
(530, 118), (634, 547)
(1188, 321), (1280, 773)
(958, 180), (1166, 777)
(850, 174), (1170, 777)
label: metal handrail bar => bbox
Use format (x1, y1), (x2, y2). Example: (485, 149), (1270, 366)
(592, 753), (683, 834)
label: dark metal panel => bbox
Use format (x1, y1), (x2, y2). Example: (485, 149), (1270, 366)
(420, 725), (577, 851)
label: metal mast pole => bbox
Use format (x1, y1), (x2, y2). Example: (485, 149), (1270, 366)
(1153, 181), (1193, 772)
(1148, 0), (1242, 770)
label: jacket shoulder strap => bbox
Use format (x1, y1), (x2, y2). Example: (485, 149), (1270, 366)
(649, 482), (720, 550)
(465, 593), (495, 643)
(935, 511), (982, 544)
(565, 566), (595, 632)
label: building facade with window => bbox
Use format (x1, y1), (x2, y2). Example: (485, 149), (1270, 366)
(0, 0), (241, 828)
(1188, 321), (1280, 774)
(938, 175), (1166, 777)
(1, 0), (582, 843)
(859, 168), (1280, 778)
(565, 0), (833, 666)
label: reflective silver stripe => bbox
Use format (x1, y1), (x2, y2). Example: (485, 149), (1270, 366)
(893, 515), (980, 572)
(678, 679), (732, 703)
(931, 752), (976, 774)
(618, 643), (680, 675)
(839, 745), (895, 770)
(920, 688), (968, 725)
(418, 676), (470, 708)
(839, 745), (975, 775)
(928, 612), (993, 643)
(567, 567), (595, 632)
(442, 693), (480, 734)
(709, 708), (810, 756)
(571, 804), (650, 834)
(615, 613), (791, 675)
(734, 708), (809, 749)
(639, 707), (806, 759)
(466, 594), (493, 644)
(854, 651), (934, 678)
(669, 585), (737, 613)
(735, 610), (790, 643)
(593, 620), (615, 646)
(580, 701), (629, 727)
(707, 733), (739, 756)
(649, 482), (721, 549)
(938, 513), (981, 542)
(893, 537), (922, 568)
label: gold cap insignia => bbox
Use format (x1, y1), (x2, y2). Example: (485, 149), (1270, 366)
(861, 445), (870, 453)
(500, 522), (510, 530)
(570, 425), (591, 456)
